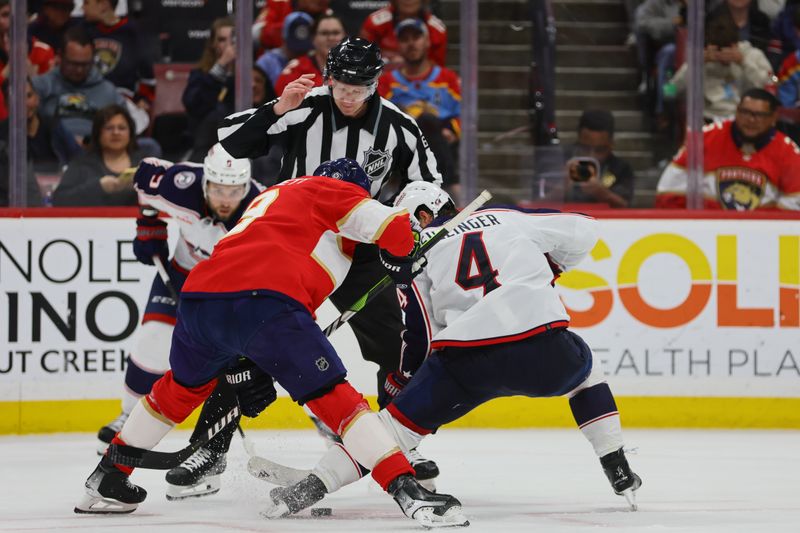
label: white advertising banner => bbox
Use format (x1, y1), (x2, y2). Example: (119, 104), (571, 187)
(1, 215), (799, 401)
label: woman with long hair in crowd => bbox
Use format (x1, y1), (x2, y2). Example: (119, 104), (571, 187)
(52, 104), (157, 206)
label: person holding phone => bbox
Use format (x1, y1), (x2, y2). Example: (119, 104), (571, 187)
(565, 109), (635, 208)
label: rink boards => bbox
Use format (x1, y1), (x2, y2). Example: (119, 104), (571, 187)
(1, 208), (799, 433)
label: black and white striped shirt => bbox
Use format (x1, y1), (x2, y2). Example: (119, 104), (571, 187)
(218, 86), (442, 199)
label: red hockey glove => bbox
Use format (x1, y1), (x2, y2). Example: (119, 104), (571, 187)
(378, 371), (410, 409)
(133, 211), (168, 266)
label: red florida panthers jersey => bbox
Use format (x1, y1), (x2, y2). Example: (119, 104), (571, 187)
(656, 120), (800, 210)
(182, 176), (413, 314)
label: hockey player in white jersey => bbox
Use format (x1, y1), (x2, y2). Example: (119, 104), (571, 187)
(96, 143), (264, 500)
(257, 182), (642, 517)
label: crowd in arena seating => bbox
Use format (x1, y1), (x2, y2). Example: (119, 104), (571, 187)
(0, 0), (463, 208)
(1, 0), (798, 210)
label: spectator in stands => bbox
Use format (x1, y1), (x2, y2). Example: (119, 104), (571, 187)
(52, 103), (156, 206)
(81, 0), (156, 121)
(564, 110), (635, 208)
(182, 17), (235, 135)
(0, 80), (51, 207)
(378, 18), (460, 194)
(668, 8), (773, 122)
(1, 78), (81, 172)
(709, 0), (773, 55)
(256, 11), (315, 91)
(758, 0), (788, 21)
(28, 0), (79, 52)
(361, 0), (448, 67)
(633, 0), (683, 97)
(656, 89), (800, 210)
(253, 0), (330, 53)
(770, 1), (799, 64)
(777, 7), (800, 107)
(32, 25), (125, 146)
(274, 13), (346, 95)
(0, 0), (57, 120)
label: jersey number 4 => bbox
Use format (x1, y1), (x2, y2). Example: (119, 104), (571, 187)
(455, 232), (501, 296)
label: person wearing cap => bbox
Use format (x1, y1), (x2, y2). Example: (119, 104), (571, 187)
(274, 13), (345, 95)
(29, 0), (80, 52)
(379, 17), (461, 196)
(218, 36), (444, 485)
(361, 0), (448, 67)
(256, 10), (314, 91)
(252, 0), (330, 54)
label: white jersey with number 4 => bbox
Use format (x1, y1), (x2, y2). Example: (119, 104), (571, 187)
(398, 208), (599, 375)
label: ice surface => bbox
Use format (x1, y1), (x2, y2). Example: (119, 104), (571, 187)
(1, 428), (798, 532)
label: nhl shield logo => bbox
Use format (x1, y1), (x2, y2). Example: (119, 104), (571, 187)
(315, 357), (330, 372)
(362, 148), (392, 181)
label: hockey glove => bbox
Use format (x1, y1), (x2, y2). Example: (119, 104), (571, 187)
(378, 247), (427, 288)
(225, 358), (277, 418)
(377, 371), (409, 409)
(133, 209), (169, 266)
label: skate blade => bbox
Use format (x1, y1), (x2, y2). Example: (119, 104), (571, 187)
(622, 488), (638, 511)
(413, 505), (470, 529)
(260, 500), (291, 519)
(74, 493), (138, 514)
(165, 475), (221, 501)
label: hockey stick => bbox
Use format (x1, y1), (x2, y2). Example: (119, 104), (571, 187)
(106, 405), (241, 470)
(106, 190), (492, 470)
(153, 255), (178, 301)
(322, 189), (493, 336)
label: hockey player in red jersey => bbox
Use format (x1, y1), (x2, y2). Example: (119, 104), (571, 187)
(74, 159), (468, 528)
(261, 182), (643, 516)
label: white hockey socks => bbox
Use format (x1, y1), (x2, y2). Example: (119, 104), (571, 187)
(311, 443), (364, 493)
(377, 409), (424, 453)
(568, 382), (624, 457)
(118, 397), (174, 450)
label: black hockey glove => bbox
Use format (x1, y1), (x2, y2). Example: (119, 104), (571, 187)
(377, 371), (410, 409)
(378, 246), (427, 288)
(225, 358), (277, 418)
(133, 208), (169, 266)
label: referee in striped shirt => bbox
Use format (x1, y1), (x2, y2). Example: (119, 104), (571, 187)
(218, 36), (442, 427)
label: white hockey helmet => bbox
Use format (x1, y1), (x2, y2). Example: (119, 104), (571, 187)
(394, 181), (453, 231)
(202, 143), (251, 199)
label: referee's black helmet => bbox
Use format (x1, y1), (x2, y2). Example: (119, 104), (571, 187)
(324, 37), (383, 86)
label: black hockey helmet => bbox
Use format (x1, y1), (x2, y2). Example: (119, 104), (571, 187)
(324, 37), (384, 86)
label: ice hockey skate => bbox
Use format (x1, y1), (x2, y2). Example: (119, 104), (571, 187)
(600, 448), (642, 511)
(96, 411), (128, 454)
(165, 447), (226, 500)
(261, 473), (328, 519)
(389, 474), (469, 528)
(406, 447), (440, 491)
(74, 456), (147, 514)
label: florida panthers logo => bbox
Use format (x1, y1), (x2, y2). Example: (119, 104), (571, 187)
(93, 38), (122, 76)
(716, 167), (766, 211)
(362, 148), (392, 182)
